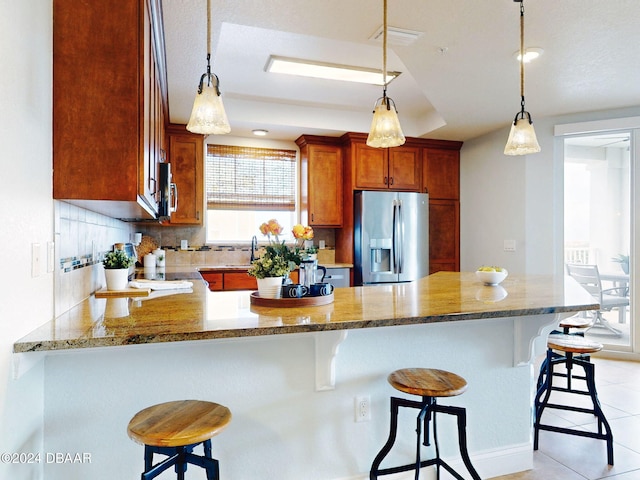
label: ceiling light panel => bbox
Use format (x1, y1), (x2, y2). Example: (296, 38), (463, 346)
(265, 55), (400, 86)
(368, 26), (423, 46)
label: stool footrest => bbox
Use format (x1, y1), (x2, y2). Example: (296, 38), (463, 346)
(535, 423), (612, 442)
(374, 458), (466, 480)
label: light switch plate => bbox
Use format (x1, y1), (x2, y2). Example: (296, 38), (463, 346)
(504, 239), (516, 252)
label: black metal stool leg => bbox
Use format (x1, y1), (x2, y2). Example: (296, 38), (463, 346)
(370, 397), (402, 480)
(414, 399), (436, 480)
(450, 405), (482, 480)
(582, 360), (614, 465)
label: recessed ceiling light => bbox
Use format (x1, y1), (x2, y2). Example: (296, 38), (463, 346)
(265, 55), (400, 86)
(513, 47), (544, 63)
(252, 129), (268, 136)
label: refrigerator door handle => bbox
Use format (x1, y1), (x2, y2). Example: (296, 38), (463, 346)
(392, 201), (402, 274)
(397, 201), (403, 273)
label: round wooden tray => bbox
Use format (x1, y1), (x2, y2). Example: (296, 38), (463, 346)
(249, 291), (334, 307)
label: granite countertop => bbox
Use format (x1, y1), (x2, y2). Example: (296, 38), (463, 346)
(14, 270), (598, 353)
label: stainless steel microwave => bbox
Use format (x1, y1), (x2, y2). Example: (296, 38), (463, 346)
(158, 162), (177, 220)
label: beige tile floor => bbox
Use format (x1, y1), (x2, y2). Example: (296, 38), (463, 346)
(490, 356), (640, 480)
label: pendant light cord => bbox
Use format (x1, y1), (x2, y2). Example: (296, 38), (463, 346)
(383, 0), (388, 89)
(206, 0), (212, 85)
(207, 0), (211, 57)
(519, 1), (525, 110)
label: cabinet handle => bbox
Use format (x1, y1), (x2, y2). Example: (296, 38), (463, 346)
(311, 213), (314, 222)
(389, 177), (394, 186)
(384, 176), (388, 185)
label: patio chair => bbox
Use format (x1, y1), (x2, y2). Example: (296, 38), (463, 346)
(565, 264), (629, 336)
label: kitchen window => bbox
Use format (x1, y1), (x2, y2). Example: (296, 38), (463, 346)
(205, 145), (297, 242)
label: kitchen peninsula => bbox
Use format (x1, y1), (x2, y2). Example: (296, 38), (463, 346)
(14, 271), (597, 480)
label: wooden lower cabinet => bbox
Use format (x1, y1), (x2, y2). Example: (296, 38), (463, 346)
(429, 199), (460, 274)
(200, 273), (223, 291)
(201, 270), (299, 292)
(224, 273), (257, 291)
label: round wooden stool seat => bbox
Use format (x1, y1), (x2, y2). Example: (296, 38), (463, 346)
(558, 316), (592, 332)
(388, 368), (468, 398)
(128, 400), (232, 448)
(547, 333), (603, 355)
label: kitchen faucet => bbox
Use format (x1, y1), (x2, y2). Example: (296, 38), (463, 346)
(250, 235), (258, 262)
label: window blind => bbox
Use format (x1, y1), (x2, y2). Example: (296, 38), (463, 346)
(206, 145), (296, 211)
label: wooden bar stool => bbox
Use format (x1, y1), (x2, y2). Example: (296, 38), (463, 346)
(537, 315), (593, 390)
(557, 315), (593, 334)
(127, 400), (232, 480)
(370, 368), (481, 480)
(534, 334), (613, 465)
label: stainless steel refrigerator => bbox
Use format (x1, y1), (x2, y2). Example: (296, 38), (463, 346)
(354, 190), (429, 285)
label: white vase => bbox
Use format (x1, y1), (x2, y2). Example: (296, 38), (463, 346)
(104, 268), (130, 291)
(256, 276), (284, 299)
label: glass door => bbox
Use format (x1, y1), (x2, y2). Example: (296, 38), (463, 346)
(564, 132), (632, 350)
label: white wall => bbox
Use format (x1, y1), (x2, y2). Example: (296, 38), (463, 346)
(0, 1), (52, 478)
(42, 319), (532, 480)
(460, 106), (640, 275)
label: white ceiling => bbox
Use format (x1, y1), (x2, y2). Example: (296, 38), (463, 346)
(162, 0), (640, 143)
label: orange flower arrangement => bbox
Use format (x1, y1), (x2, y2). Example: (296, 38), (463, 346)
(248, 219), (302, 278)
(292, 224), (314, 243)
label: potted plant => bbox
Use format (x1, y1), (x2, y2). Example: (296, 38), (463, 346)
(612, 254), (630, 274)
(103, 249), (135, 290)
(248, 220), (302, 298)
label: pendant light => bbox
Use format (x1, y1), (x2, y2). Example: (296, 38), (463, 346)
(186, 0), (231, 135)
(366, 0), (405, 148)
(504, 0), (540, 155)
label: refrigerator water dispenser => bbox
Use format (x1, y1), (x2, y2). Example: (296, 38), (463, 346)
(369, 238), (392, 273)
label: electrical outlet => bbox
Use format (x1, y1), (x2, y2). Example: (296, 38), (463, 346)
(355, 395), (371, 422)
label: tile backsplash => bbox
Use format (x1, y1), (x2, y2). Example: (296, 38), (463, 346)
(55, 201), (134, 316)
(55, 201), (338, 316)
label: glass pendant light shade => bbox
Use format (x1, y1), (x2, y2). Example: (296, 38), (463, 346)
(366, 96), (406, 148)
(367, 0), (404, 148)
(504, 115), (540, 155)
(504, 0), (540, 156)
(186, 74), (230, 135)
(186, 0), (230, 135)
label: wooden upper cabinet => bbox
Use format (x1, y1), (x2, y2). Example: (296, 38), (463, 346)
(353, 143), (388, 189)
(53, 0), (167, 220)
(296, 136), (343, 227)
(351, 139), (421, 191)
(166, 125), (204, 226)
(388, 146), (421, 191)
(422, 147), (460, 200)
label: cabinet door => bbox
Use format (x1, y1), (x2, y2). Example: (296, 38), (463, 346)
(429, 199), (460, 273)
(423, 148), (460, 199)
(354, 143), (388, 189)
(224, 273), (258, 291)
(200, 273), (223, 291)
(389, 146), (421, 191)
(167, 130), (204, 225)
(308, 144), (343, 227)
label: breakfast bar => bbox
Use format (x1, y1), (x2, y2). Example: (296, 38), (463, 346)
(14, 271), (598, 480)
